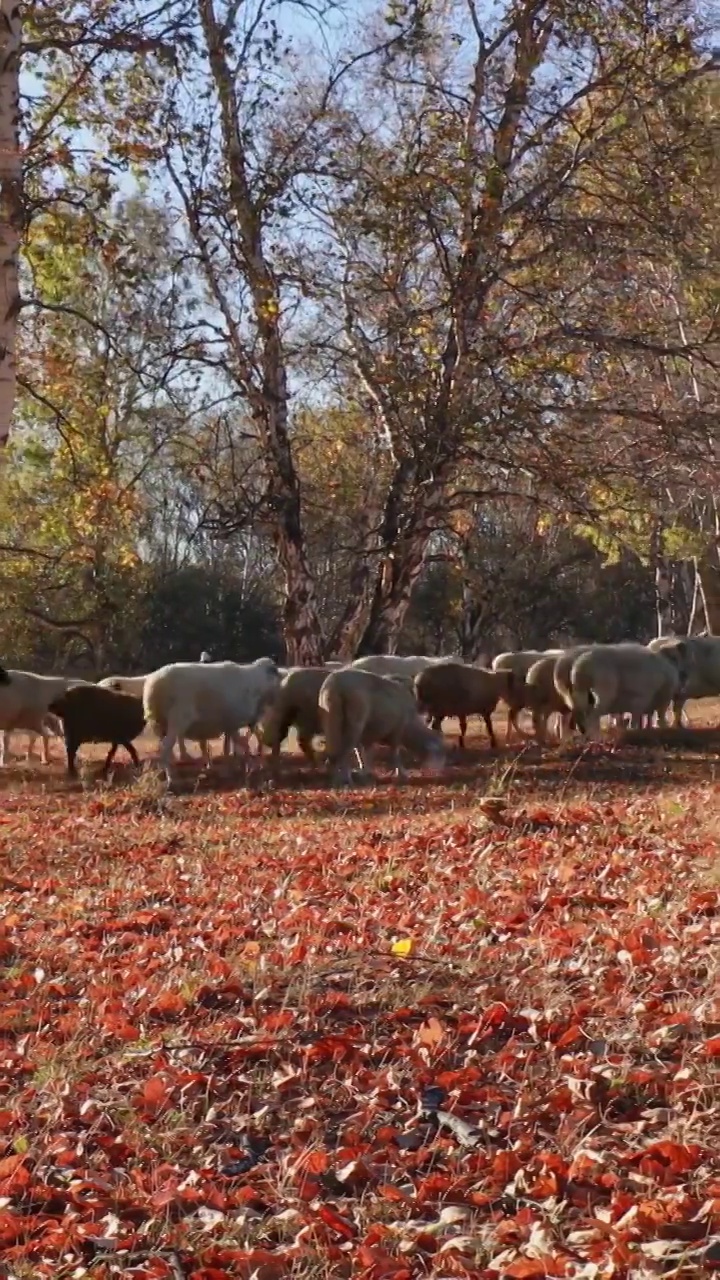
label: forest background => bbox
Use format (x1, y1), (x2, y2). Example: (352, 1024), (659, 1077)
(1, 0), (719, 672)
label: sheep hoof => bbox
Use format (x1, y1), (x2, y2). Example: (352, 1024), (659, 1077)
(351, 769), (376, 785)
(331, 770), (354, 788)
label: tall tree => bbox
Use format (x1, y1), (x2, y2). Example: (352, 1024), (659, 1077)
(0, 0), (21, 443)
(22, 0), (720, 658)
(154, 0), (332, 662)
(313, 1), (719, 651)
(0, 196), (197, 664)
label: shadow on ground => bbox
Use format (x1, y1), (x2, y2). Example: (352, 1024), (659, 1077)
(3, 727), (718, 811)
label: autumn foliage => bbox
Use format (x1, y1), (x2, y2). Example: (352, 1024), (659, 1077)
(1, 756), (719, 1278)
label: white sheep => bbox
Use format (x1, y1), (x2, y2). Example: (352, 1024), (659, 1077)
(351, 655), (452, 679)
(319, 667), (445, 785)
(648, 635), (720, 725)
(1, 714), (64, 766)
(556, 643), (688, 737)
(144, 657), (282, 777)
(0, 670), (92, 766)
(99, 673), (254, 762)
(524, 653), (576, 743)
(99, 674), (209, 762)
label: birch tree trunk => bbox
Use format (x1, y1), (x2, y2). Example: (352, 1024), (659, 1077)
(341, 4), (553, 657)
(458, 581), (491, 662)
(0, 0), (21, 445)
(695, 497), (720, 636)
(355, 541), (429, 655)
(191, 0), (323, 665)
(649, 519), (673, 637)
(654, 561), (673, 636)
(697, 549), (720, 635)
(351, 458), (442, 655)
(688, 558), (710, 634)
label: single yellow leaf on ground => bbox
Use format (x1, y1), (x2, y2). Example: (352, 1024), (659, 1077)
(391, 938), (413, 957)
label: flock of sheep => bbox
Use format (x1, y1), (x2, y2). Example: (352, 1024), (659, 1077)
(0, 634), (717, 786)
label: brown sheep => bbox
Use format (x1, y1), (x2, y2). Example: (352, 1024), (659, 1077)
(49, 684), (147, 777)
(414, 662), (515, 749)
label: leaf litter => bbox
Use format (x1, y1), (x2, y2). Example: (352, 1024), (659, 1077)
(0, 774), (718, 1278)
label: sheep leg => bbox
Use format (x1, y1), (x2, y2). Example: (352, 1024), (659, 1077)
(228, 731), (253, 776)
(40, 732), (52, 765)
(330, 752), (355, 786)
(102, 744), (119, 776)
(23, 732), (39, 762)
(224, 729), (255, 756)
(158, 717), (184, 777)
(483, 712), (498, 750)
(297, 733), (316, 764)
(389, 742), (408, 782)
(332, 744), (366, 786)
(177, 737), (194, 763)
(354, 744), (377, 782)
(65, 735), (80, 779)
(332, 766), (354, 787)
(531, 709), (549, 744)
(505, 706), (529, 743)
(0, 731), (6, 766)
(556, 711), (572, 742)
(264, 710), (291, 763)
(458, 715), (467, 749)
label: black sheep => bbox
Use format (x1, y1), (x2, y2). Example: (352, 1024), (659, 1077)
(49, 685), (146, 777)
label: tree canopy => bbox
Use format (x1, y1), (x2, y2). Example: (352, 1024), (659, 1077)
(1, 0), (718, 665)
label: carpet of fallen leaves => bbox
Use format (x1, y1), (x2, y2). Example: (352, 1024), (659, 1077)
(1, 737), (719, 1280)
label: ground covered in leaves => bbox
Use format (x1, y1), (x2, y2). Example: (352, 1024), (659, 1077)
(1, 743), (719, 1279)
